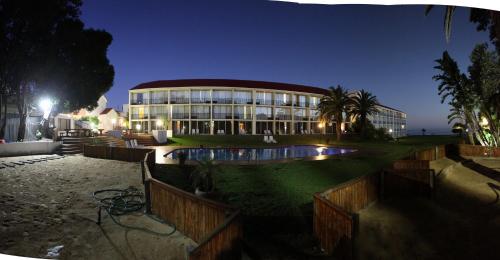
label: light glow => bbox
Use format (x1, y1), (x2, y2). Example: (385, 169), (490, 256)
(156, 120), (163, 126)
(38, 98), (53, 119)
(135, 124), (141, 131)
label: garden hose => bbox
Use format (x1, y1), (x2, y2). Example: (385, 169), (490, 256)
(92, 187), (176, 236)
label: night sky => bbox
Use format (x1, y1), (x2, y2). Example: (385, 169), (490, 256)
(81, 0), (489, 131)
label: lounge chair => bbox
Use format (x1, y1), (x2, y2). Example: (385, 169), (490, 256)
(263, 136), (270, 143)
(269, 136), (278, 143)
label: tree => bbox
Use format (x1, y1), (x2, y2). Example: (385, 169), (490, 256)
(349, 89), (379, 138)
(0, 0), (114, 141)
(318, 85), (352, 141)
(425, 6), (500, 53)
(433, 45), (500, 147)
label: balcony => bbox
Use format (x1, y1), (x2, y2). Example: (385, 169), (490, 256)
(212, 98), (232, 104)
(170, 97), (190, 104)
(234, 98), (253, 104)
(256, 114), (273, 120)
(172, 113), (190, 119)
(131, 114), (147, 120)
(274, 101), (292, 107)
(256, 100), (272, 105)
(275, 114), (292, 120)
(190, 113), (210, 119)
(130, 99), (149, 105)
(150, 98), (168, 104)
(213, 113), (232, 119)
(191, 97), (211, 104)
(294, 116), (309, 121)
(234, 114), (252, 120)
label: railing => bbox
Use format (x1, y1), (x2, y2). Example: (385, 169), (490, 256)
(191, 98), (211, 104)
(170, 97), (190, 104)
(212, 98), (232, 104)
(131, 99), (149, 105)
(408, 145), (446, 160)
(233, 114), (252, 120)
(172, 113), (190, 119)
(294, 116), (309, 121)
(191, 113), (210, 119)
(150, 98), (168, 104)
(233, 98), (252, 104)
(213, 113), (233, 119)
(131, 114), (147, 120)
(255, 100), (272, 105)
(275, 115), (292, 120)
(256, 114), (273, 120)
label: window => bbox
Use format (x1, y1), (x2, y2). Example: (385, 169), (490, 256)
(212, 90), (232, 104)
(234, 91), (252, 104)
(191, 90), (211, 103)
(150, 91), (168, 104)
(191, 105), (210, 119)
(234, 105), (252, 120)
(172, 105), (189, 119)
(275, 107), (291, 120)
(170, 90), (189, 104)
(256, 107), (272, 120)
(256, 92), (272, 105)
(213, 106), (232, 119)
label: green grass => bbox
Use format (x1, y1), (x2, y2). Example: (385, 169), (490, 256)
(159, 135), (459, 216)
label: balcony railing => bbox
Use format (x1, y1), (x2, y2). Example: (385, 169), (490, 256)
(150, 98), (168, 104)
(256, 100), (272, 105)
(191, 98), (211, 104)
(190, 113), (210, 119)
(275, 114), (292, 120)
(150, 114), (169, 119)
(234, 98), (253, 104)
(294, 116), (309, 121)
(294, 102), (307, 107)
(274, 101), (292, 106)
(170, 97), (190, 104)
(212, 98), (232, 104)
(172, 113), (190, 119)
(256, 114), (273, 120)
(234, 114), (252, 120)
(213, 113), (232, 119)
(130, 99), (149, 105)
(131, 114), (147, 119)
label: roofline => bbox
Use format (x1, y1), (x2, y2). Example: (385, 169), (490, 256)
(130, 79), (329, 95)
(376, 104), (405, 113)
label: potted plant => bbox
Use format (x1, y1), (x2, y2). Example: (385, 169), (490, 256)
(192, 158), (219, 197)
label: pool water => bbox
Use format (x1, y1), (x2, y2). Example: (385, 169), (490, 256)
(164, 145), (356, 161)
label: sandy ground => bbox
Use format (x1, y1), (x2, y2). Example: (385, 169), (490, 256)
(355, 157), (500, 260)
(0, 155), (195, 259)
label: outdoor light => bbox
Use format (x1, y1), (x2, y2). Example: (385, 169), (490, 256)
(156, 119), (163, 126)
(38, 98), (53, 119)
(136, 124), (141, 131)
(111, 118), (117, 124)
(480, 117), (489, 127)
(401, 124), (405, 129)
(389, 129), (393, 133)
(318, 123), (324, 128)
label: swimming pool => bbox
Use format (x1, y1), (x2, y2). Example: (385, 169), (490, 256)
(164, 145), (356, 162)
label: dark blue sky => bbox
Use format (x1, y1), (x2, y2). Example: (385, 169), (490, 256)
(81, 0), (489, 130)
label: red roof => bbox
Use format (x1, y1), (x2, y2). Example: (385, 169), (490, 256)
(130, 79), (329, 95)
(100, 108), (114, 115)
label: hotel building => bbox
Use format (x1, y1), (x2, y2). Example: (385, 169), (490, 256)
(128, 79), (406, 137)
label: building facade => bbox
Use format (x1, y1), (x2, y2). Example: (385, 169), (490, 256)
(369, 105), (407, 138)
(128, 79), (406, 137)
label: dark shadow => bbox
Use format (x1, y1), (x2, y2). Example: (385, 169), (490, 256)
(487, 182), (500, 205)
(461, 159), (500, 182)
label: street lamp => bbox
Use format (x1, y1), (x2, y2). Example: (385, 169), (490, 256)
(38, 98), (53, 119)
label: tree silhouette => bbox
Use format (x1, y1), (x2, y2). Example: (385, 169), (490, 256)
(0, 0), (114, 140)
(349, 89), (379, 138)
(318, 85), (352, 141)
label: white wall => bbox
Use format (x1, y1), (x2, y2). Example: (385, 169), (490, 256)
(0, 141), (61, 157)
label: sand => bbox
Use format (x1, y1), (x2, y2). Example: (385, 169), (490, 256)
(0, 154), (196, 259)
(355, 157), (500, 260)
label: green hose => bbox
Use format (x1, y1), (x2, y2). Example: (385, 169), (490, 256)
(92, 187), (176, 236)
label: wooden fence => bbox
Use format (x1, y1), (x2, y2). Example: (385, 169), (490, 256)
(313, 193), (354, 256)
(407, 145), (446, 160)
(142, 151), (242, 260)
(313, 173), (379, 256)
(83, 145), (153, 162)
(457, 144), (500, 157)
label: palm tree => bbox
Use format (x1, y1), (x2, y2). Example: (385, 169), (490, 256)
(318, 85), (352, 141)
(350, 90), (379, 138)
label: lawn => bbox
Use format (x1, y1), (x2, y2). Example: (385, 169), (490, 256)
(156, 135), (459, 217)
